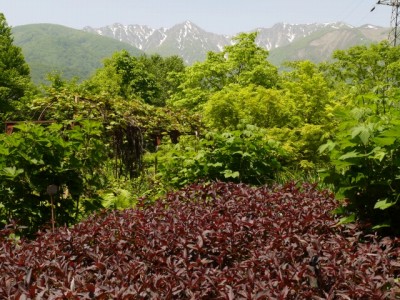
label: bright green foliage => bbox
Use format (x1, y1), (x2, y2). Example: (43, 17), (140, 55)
(320, 42), (400, 231)
(86, 50), (160, 104)
(252, 61), (337, 170)
(222, 32), (278, 87)
(0, 120), (107, 236)
(281, 60), (336, 126)
(0, 13), (32, 120)
(319, 108), (400, 232)
(203, 61), (336, 166)
(85, 51), (185, 106)
(316, 42), (400, 233)
(203, 84), (292, 130)
(99, 173), (164, 209)
(101, 187), (135, 210)
(146, 125), (286, 188)
(200, 60), (336, 170)
(169, 32), (278, 110)
(327, 41), (400, 113)
(267, 124), (331, 171)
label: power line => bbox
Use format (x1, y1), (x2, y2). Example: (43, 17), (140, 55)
(339, 0), (366, 24)
(377, 0), (400, 46)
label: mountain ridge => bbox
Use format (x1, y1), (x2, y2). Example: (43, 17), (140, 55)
(84, 21), (231, 64)
(12, 21), (389, 84)
(83, 20), (388, 65)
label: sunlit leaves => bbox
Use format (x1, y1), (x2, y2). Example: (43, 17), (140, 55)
(0, 166), (24, 179)
(203, 84), (292, 130)
(169, 32), (278, 111)
(281, 60), (336, 126)
(374, 198), (398, 211)
(149, 126), (286, 187)
(320, 109), (400, 232)
(328, 41), (400, 112)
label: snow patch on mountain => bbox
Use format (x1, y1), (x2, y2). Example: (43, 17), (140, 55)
(83, 21), (388, 65)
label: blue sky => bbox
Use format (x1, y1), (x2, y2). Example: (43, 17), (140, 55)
(1, 0), (391, 34)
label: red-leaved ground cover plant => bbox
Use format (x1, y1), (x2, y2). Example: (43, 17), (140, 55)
(1, 182), (399, 299)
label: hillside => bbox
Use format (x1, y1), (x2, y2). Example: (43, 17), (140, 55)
(268, 24), (388, 65)
(11, 22), (388, 84)
(12, 24), (143, 84)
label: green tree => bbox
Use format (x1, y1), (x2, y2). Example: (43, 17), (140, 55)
(258, 61), (337, 170)
(223, 32), (278, 87)
(84, 51), (186, 106)
(318, 42), (400, 233)
(169, 32), (278, 110)
(325, 41), (400, 114)
(0, 13), (31, 119)
(281, 60), (336, 126)
(86, 50), (160, 105)
(139, 54), (185, 106)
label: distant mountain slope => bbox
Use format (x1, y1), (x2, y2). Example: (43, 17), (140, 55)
(12, 24), (143, 84)
(12, 22), (389, 85)
(268, 24), (388, 65)
(84, 21), (388, 65)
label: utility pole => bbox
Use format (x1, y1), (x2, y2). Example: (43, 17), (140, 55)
(377, 0), (400, 46)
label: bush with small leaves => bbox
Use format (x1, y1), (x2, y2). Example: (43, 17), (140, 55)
(1, 182), (399, 299)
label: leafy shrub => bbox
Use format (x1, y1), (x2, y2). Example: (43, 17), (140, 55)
(0, 120), (107, 236)
(203, 84), (292, 130)
(320, 108), (400, 233)
(147, 125), (286, 188)
(267, 124), (332, 171)
(1, 182), (399, 299)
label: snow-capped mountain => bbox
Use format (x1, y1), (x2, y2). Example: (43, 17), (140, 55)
(255, 22), (352, 50)
(84, 21), (230, 64)
(83, 21), (388, 65)
(84, 23), (166, 51)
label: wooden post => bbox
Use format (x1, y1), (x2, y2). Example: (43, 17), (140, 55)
(47, 185), (58, 232)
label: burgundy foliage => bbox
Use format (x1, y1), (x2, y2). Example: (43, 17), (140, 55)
(0, 182), (399, 299)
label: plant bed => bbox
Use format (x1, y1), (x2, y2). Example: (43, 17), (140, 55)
(1, 182), (399, 299)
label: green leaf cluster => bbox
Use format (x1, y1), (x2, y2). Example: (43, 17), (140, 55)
(169, 32), (278, 110)
(320, 108), (400, 232)
(203, 84), (292, 130)
(0, 120), (107, 236)
(147, 125), (286, 188)
(314, 41), (400, 233)
(85, 51), (185, 106)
